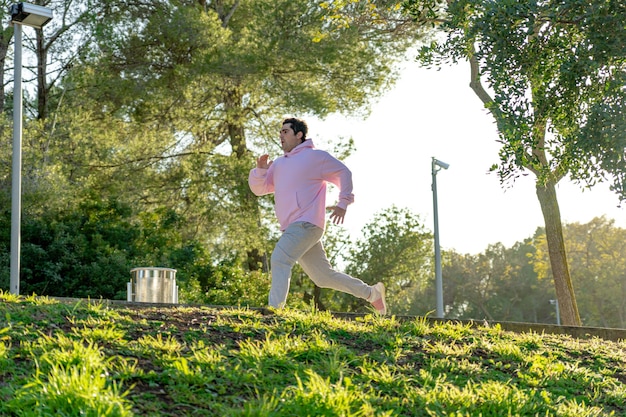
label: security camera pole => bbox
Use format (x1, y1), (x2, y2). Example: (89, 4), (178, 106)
(9, 2), (53, 295)
(432, 157), (449, 318)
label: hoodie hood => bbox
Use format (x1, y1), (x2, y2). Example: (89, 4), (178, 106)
(284, 139), (314, 156)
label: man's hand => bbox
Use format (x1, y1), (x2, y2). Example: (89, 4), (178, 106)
(327, 206), (346, 225)
(257, 154), (273, 169)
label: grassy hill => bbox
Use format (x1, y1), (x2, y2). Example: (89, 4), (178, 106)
(0, 292), (625, 416)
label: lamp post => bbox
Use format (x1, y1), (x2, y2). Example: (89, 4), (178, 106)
(9, 2), (53, 295)
(550, 299), (561, 326)
(432, 157), (449, 318)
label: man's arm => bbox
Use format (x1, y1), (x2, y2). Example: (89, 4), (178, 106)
(248, 154), (275, 196)
(321, 153), (355, 212)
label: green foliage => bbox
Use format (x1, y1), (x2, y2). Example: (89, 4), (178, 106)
(414, 0), (626, 198)
(345, 206), (433, 315)
(182, 262), (270, 307)
(0, 197), (140, 299)
(443, 241), (555, 323)
(0, 193), (228, 301)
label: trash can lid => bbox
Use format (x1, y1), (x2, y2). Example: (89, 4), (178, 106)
(130, 267), (177, 273)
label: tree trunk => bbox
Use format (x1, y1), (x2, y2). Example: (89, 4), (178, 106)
(536, 181), (582, 326)
(0, 28), (10, 116)
(313, 286), (327, 311)
(36, 29), (47, 120)
(223, 85), (269, 273)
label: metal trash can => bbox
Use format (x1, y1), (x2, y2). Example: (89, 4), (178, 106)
(128, 267), (178, 304)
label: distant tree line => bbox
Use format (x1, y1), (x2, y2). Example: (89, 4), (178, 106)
(320, 211), (625, 329)
(438, 216), (626, 328)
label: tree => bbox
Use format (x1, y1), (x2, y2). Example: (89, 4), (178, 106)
(344, 206), (433, 315)
(438, 250), (494, 320)
(534, 217), (626, 328)
(408, 0), (626, 325)
(443, 242), (545, 322)
(0, 1), (15, 115)
(1, 0), (130, 119)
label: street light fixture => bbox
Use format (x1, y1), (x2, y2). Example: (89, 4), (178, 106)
(432, 157), (449, 318)
(9, 2), (53, 295)
(10, 3), (52, 28)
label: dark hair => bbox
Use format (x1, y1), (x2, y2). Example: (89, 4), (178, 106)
(283, 117), (308, 143)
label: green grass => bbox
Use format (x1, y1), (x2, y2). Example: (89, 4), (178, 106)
(0, 292), (625, 416)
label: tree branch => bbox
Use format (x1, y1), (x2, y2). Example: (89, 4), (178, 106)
(468, 45), (540, 177)
(468, 51), (492, 107)
(85, 151), (215, 169)
(221, 0), (240, 28)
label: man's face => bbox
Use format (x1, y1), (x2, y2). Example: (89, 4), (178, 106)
(280, 123), (301, 153)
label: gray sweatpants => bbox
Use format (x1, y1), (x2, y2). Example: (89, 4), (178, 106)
(268, 221), (372, 308)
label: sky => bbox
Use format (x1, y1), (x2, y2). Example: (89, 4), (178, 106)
(308, 59), (625, 255)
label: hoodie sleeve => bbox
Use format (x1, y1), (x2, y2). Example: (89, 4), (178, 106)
(320, 153), (354, 209)
(248, 166), (275, 196)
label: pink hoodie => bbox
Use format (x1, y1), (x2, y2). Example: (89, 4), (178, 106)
(249, 139), (354, 231)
